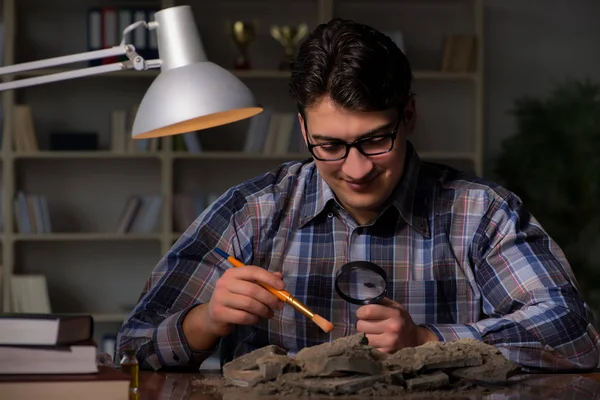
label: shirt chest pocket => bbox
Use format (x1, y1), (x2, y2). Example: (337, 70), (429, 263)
(389, 279), (475, 325)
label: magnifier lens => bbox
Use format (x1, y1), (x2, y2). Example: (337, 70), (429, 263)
(335, 261), (387, 305)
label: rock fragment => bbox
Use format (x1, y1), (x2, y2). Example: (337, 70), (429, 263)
(219, 336), (521, 396)
(223, 345), (290, 387)
(302, 355), (382, 377)
(224, 370), (265, 388)
(295, 333), (370, 361)
(222, 344), (286, 376)
(257, 353), (297, 380)
(405, 371), (450, 391)
(449, 341), (520, 382)
(384, 339), (486, 374)
(426, 355), (482, 370)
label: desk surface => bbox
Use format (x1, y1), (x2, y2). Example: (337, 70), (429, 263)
(134, 371), (600, 400)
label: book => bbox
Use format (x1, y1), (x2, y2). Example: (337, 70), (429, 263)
(0, 366), (131, 400)
(0, 341), (98, 375)
(0, 313), (93, 346)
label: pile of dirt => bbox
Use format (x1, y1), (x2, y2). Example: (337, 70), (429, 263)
(193, 334), (521, 397)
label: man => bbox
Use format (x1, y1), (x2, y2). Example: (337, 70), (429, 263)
(117, 18), (600, 372)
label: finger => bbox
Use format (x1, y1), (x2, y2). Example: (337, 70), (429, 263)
(356, 318), (386, 335)
(356, 304), (395, 320)
(273, 272), (284, 279)
(364, 333), (395, 353)
(215, 306), (262, 326)
(225, 279), (284, 311)
(227, 265), (285, 290)
(376, 347), (394, 354)
(222, 293), (275, 320)
(379, 297), (402, 308)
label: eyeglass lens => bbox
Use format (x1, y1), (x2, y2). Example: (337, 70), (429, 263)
(312, 136), (394, 160)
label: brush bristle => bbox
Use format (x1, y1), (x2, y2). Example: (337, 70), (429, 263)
(312, 314), (334, 333)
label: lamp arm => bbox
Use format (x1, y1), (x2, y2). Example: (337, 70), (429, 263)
(0, 62), (120, 91)
(0, 44), (162, 91)
(0, 47), (127, 76)
(0, 19), (163, 92)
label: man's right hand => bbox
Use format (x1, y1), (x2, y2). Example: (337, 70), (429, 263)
(182, 266), (285, 351)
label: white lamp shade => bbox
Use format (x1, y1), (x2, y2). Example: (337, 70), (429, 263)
(132, 62), (262, 138)
(131, 5), (262, 139)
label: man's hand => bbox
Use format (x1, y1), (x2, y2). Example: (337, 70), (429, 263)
(356, 298), (438, 354)
(183, 266), (284, 351)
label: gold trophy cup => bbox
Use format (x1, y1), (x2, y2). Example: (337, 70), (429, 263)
(271, 23), (309, 70)
(231, 21), (256, 70)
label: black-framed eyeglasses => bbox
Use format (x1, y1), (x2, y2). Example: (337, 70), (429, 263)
(304, 119), (400, 162)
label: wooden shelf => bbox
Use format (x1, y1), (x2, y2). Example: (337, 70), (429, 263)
(1, 68), (160, 80)
(413, 71), (477, 81)
(173, 151), (311, 160)
(3, 68), (477, 81)
(14, 233), (163, 241)
(420, 151), (475, 160)
(231, 69), (292, 79)
(91, 313), (128, 323)
(13, 151), (162, 159)
(8, 151), (475, 161)
(175, 151), (474, 161)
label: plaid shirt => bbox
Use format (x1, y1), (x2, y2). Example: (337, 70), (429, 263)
(117, 142), (600, 372)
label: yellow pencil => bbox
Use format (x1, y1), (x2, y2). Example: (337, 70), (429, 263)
(214, 248), (334, 333)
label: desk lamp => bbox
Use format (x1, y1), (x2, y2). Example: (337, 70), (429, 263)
(0, 5), (263, 137)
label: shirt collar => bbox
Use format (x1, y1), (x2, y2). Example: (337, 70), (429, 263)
(389, 142), (431, 238)
(299, 142), (431, 238)
(299, 165), (337, 227)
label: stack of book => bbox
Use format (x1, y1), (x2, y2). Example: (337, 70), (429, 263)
(0, 314), (131, 399)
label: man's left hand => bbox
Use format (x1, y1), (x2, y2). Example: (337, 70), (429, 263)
(356, 298), (438, 353)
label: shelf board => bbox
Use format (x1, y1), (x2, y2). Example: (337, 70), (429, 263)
(173, 151), (311, 160)
(9, 151), (474, 162)
(3, 68), (476, 81)
(3, 68), (288, 80)
(33, 312), (127, 323)
(233, 70), (477, 80)
(231, 69), (292, 79)
(413, 71), (477, 80)
(13, 151), (161, 159)
(14, 233), (163, 241)
(3, 68), (159, 79)
(173, 151), (473, 161)
(91, 313), (128, 323)
(420, 151), (475, 160)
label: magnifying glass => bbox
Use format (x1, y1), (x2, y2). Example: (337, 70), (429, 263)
(334, 261), (388, 305)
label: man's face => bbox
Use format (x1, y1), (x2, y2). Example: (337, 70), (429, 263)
(300, 96), (415, 225)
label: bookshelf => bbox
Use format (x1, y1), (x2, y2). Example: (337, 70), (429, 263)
(0, 0), (485, 349)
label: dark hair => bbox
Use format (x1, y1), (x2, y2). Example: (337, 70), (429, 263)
(289, 18), (413, 116)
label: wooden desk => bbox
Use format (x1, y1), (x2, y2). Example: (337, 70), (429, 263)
(133, 371), (600, 400)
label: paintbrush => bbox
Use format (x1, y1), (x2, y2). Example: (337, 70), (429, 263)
(214, 248), (334, 333)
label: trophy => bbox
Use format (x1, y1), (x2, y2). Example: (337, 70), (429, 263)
(231, 21), (256, 70)
(270, 23), (309, 70)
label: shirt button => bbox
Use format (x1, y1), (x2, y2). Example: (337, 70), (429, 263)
(327, 212), (334, 218)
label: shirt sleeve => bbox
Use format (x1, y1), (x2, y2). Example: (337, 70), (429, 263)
(422, 191), (600, 372)
(115, 188), (256, 371)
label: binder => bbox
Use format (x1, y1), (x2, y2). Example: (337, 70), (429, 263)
(87, 8), (102, 66)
